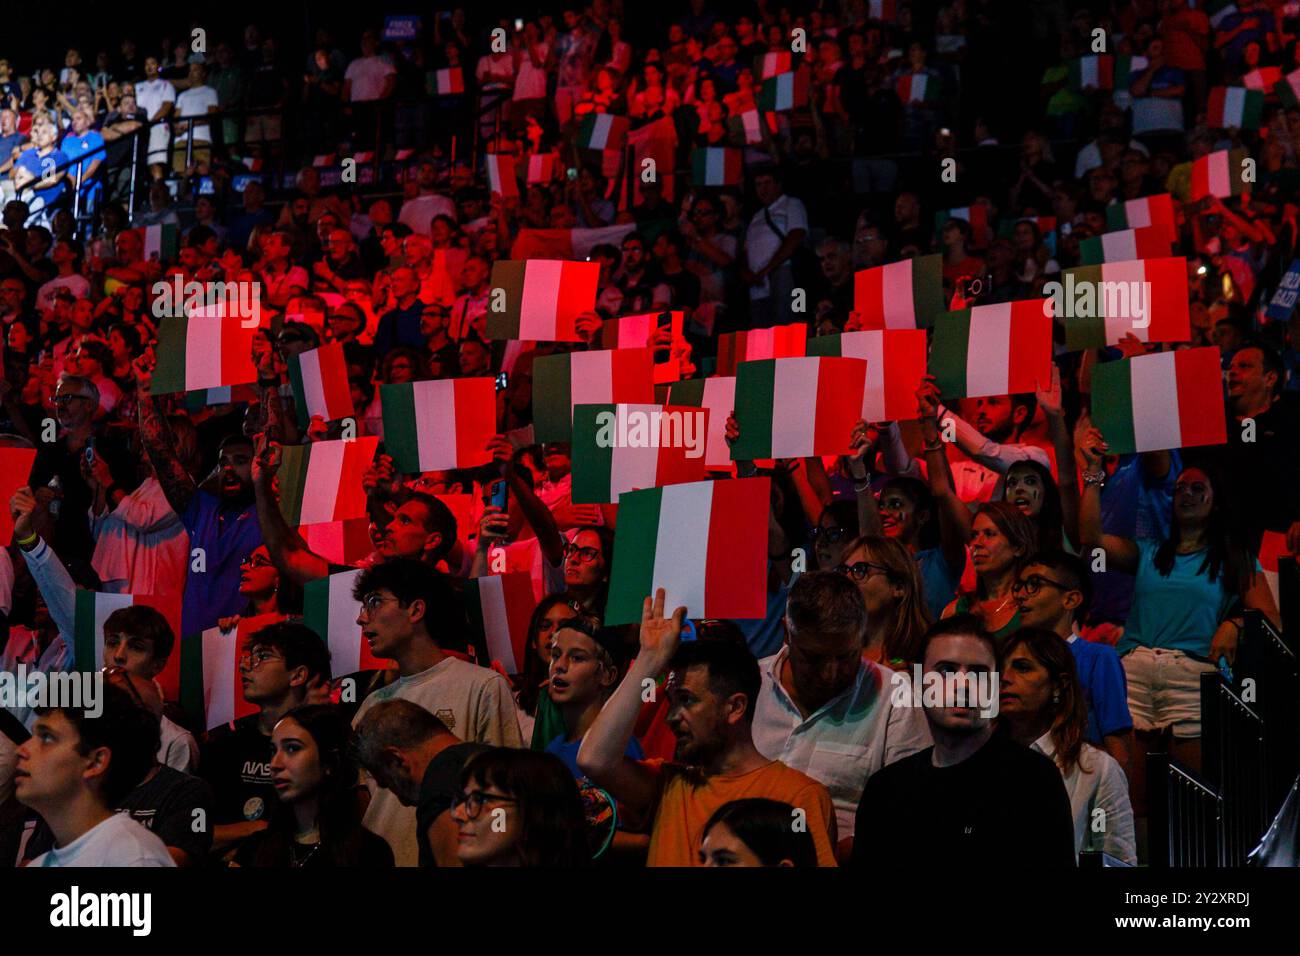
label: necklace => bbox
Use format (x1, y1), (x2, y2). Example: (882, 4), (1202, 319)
(291, 840), (322, 868)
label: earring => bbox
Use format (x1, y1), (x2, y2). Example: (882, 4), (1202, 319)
(1052, 691), (1060, 704)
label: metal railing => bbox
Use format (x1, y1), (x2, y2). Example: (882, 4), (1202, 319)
(1234, 610), (1299, 815)
(1147, 752), (1223, 867)
(1201, 672), (1269, 866)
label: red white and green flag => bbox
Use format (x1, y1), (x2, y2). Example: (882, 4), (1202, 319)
(1090, 347), (1226, 454)
(1207, 86), (1265, 130)
(298, 518), (374, 567)
(571, 403), (709, 503)
(288, 342), (353, 427)
(577, 113), (629, 151)
(605, 478), (771, 626)
(667, 376), (737, 472)
(465, 572), (536, 675)
(525, 152), (559, 183)
(896, 72), (940, 103)
(853, 254), (945, 330)
(759, 70), (809, 111)
(715, 323), (807, 376)
(1105, 194), (1177, 243)
(509, 223), (636, 260)
(929, 301), (1053, 398)
(486, 259), (599, 341)
(73, 591), (183, 698)
(1078, 225), (1173, 265)
(485, 153), (519, 199)
(1059, 257), (1190, 348)
(275, 437), (380, 526)
(1190, 148), (1249, 200)
(600, 310), (684, 384)
(1258, 530), (1292, 609)
(180, 614), (283, 730)
(303, 569), (386, 675)
(1067, 55), (1116, 90)
(1242, 66), (1282, 93)
(1279, 68), (1300, 109)
(867, 0), (897, 20)
(935, 205), (990, 245)
(806, 329), (928, 421)
(757, 52), (793, 78)
(732, 356), (867, 459)
(136, 224), (179, 261)
(380, 378), (496, 474)
(150, 310), (258, 395)
(691, 147), (743, 186)
(533, 347), (656, 442)
(434, 68), (464, 95)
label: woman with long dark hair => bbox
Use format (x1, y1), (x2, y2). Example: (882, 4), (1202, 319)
(1000, 459), (1069, 553)
(835, 534), (931, 668)
(450, 748), (592, 867)
(999, 627), (1135, 864)
(1080, 431), (1278, 824)
(942, 502), (1037, 640)
(699, 798), (820, 867)
(515, 594), (580, 746)
(561, 524), (614, 615)
(235, 705), (393, 867)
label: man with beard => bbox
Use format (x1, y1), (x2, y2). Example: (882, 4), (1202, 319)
(578, 589), (839, 866)
(135, 356), (264, 636)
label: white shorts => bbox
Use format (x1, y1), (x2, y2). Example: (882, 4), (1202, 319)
(1121, 645), (1215, 739)
(147, 125), (172, 164)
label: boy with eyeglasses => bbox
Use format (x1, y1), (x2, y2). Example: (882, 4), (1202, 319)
(1012, 551), (1133, 774)
(197, 620), (332, 860)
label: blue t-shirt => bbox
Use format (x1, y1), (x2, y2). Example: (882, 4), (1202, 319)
(181, 491), (264, 637)
(16, 147), (70, 207)
(1116, 539), (1234, 659)
(1068, 634), (1132, 744)
(60, 130), (105, 192)
(545, 732), (643, 779)
(916, 546), (960, 622)
(736, 563), (799, 660)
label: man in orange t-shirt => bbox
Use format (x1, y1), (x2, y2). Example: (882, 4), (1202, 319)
(577, 590), (838, 866)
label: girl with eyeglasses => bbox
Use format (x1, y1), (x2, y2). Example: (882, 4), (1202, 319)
(221, 545), (302, 631)
(834, 535), (931, 669)
(450, 748), (591, 867)
(235, 705), (393, 868)
(811, 499), (859, 572)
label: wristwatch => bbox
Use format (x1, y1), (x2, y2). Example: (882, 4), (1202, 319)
(1082, 469), (1106, 488)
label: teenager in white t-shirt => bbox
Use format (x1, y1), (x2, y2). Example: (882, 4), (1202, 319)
(16, 688), (176, 867)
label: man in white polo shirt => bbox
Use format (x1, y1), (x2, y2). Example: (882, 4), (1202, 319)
(752, 571), (931, 859)
(134, 57), (176, 174)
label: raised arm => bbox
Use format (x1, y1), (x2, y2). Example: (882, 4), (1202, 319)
(1076, 426), (1139, 573)
(917, 378), (973, 575)
(487, 435), (564, 568)
(134, 353), (198, 517)
(1037, 365), (1080, 546)
(847, 420), (883, 537)
(251, 434), (331, 587)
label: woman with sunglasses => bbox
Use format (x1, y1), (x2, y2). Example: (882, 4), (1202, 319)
(1079, 430), (1278, 784)
(235, 704), (393, 867)
(998, 628), (1136, 864)
(834, 535), (931, 669)
(450, 747), (592, 867)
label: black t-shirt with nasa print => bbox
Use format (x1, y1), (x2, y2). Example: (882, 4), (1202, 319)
(199, 714), (276, 827)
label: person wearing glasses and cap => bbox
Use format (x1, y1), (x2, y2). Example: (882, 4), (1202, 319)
(1012, 550), (1133, 777)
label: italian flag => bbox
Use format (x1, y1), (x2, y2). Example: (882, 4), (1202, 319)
(732, 356), (868, 459)
(1242, 66), (1282, 93)
(758, 52), (792, 79)
(691, 147), (743, 187)
(303, 569), (386, 675)
(667, 376), (737, 472)
(276, 437), (380, 526)
(896, 73), (940, 103)
(1078, 225), (1172, 265)
(465, 572), (536, 675)
(1060, 257), (1190, 348)
(759, 70), (808, 111)
(288, 342), (353, 427)
(0, 447), (36, 543)
(150, 310), (258, 395)
(180, 615), (282, 731)
(571, 403), (709, 503)
(1279, 68), (1300, 109)
(509, 223), (636, 260)
(533, 347), (657, 443)
(380, 378), (496, 474)
(526, 152), (558, 183)
(298, 517), (373, 567)
(1090, 348), (1226, 455)
(716, 323), (807, 376)
(1105, 194), (1177, 244)
(1191, 149), (1248, 201)
(1258, 530), (1292, 609)
(929, 301), (1053, 399)
(135, 224), (178, 262)
(605, 478), (771, 626)
(577, 113), (629, 151)
(485, 153), (519, 199)
(1069, 55), (1114, 90)
(486, 259), (600, 342)
(600, 311), (684, 385)
(72, 591), (183, 698)
(434, 68), (464, 95)
(867, 0), (897, 19)
(935, 205), (990, 246)
(1207, 87), (1264, 130)
(806, 329), (928, 421)
(853, 254), (945, 330)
